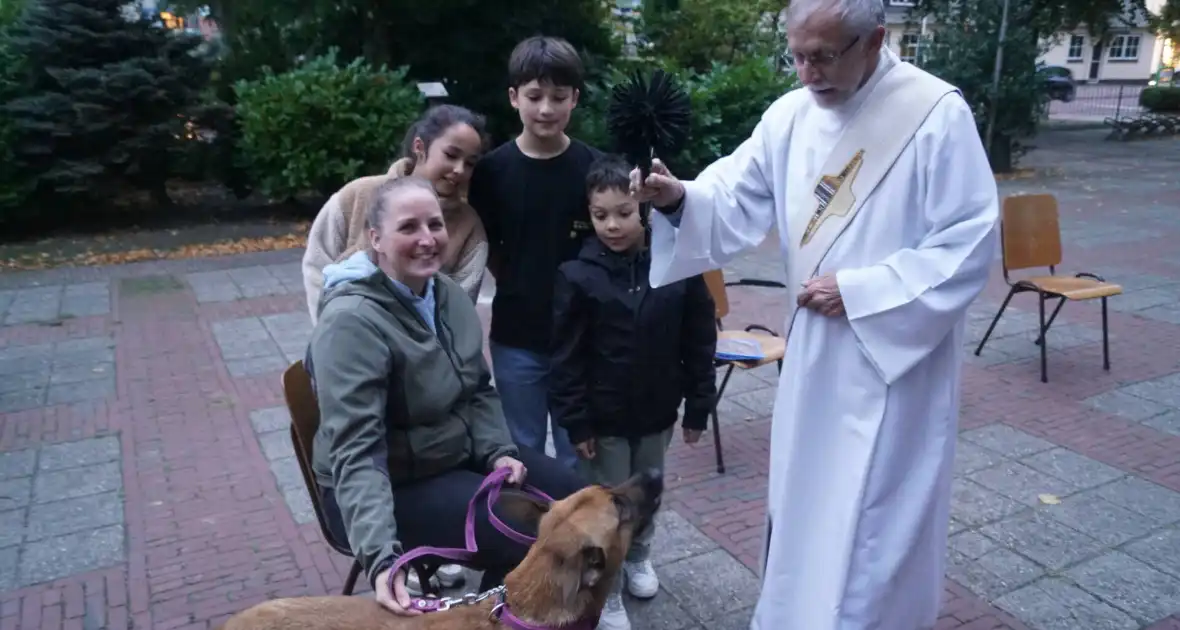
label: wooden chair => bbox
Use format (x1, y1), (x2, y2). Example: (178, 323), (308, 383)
(280, 361), (364, 595)
(703, 269), (788, 474)
(973, 193), (1122, 383)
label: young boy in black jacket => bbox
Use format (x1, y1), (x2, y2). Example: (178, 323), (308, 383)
(549, 154), (718, 630)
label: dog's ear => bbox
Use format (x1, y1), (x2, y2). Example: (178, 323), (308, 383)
(496, 488), (552, 531)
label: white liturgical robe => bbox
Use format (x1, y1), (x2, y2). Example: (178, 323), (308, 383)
(648, 49), (1000, 630)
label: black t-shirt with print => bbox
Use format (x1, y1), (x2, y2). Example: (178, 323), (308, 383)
(468, 138), (602, 354)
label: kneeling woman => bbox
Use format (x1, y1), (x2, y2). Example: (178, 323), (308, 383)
(305, 175), (585, 616)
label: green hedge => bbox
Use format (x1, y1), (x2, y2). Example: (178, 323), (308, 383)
(233, 50), (424, 200)
(1140, 86), (1180, 112)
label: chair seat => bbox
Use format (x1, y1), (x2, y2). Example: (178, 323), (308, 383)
(717, 330), (786, 368)
(1020, 275), (1123, 300)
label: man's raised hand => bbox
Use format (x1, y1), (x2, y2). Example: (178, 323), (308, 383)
(629, 159), (685, 210)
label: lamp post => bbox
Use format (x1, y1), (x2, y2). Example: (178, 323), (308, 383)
(983, 0), (1011, 160)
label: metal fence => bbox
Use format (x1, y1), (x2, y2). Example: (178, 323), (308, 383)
(1048, 84), (1144, 122)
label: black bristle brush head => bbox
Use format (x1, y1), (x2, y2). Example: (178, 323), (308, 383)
(607, 68), (691, 179)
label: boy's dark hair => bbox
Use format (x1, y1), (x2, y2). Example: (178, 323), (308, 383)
(399, 104), (490, 170)
(586, 154), (633, 198)
(507, 35), (585, 90)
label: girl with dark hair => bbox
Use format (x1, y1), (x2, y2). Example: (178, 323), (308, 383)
(303, 104), (492, 319)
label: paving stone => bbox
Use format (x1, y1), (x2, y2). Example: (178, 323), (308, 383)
(45, 377), (114, 405)
(1066, 551), (1180, 625)
(1117, 373), (1180, 408)
(1143, 412), (1180, 437)
(659, 549), (761, 622)
(0, 448), (37, 479)
(953, 439), (1006, 476)
(32, 461), (122, 503)
(282, 486), (316, 525)
(25, 491), (124, 541)
(18, 524), (125, 587)
(725, 388), (777, 419)
(269, 456), (306, 492)
(649, 509), (720, 568)
(1040, 492), (1160, 546)
(226, 355), (288, 377)
(1122, 529), (1180, 580)
(1083, 389), (1173, 422)
(995, 577), (1138, 630)
(0, 389), (45, 413)
(229, 266), (287, 298)
(981, 510), (1105, 570)
(1091, 476), (1180, 526)
(1020, 448), (1126, 491)
(947, 545), (1044, 600)
(1135, 299), (1180, 325)
(0, 508), (25, 548)
(60, 282), (110, 317)
(250, 406), (290, 433)
(970, 461), (1078, 507)
(950, 478), (1027, 527)
(686, 606), (753, 630)
(1107, 288), (1179, 313)
(960, 424), (1056, 458)
(0, 289), (13, 315)
(0, 546), (16, 591)
(187, 270), (243, 303)
(0, 476), (32, 512)
(48, 361), (113, 385)
(624, 588), (697, 630)
(258, 430), (295, 461)
(37, 436), (120, 471)
(3, 286), (63, 325)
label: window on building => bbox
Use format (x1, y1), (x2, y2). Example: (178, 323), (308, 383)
(899, 33), (920, 63)
(1108, 34), (1141, 60)
(1067, 35), (1084, 60)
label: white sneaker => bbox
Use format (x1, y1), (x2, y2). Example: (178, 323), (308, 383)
(405, 564), (464, 594)
(623, 559), (659, 599)
(596, 592), (631, 630)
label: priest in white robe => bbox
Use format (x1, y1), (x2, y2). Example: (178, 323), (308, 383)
(629, 0), (1001, 628)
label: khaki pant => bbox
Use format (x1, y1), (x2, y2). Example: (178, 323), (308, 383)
(576, 426), (673, 563)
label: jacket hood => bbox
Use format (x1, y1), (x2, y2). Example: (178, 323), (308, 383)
(318, 250), (440, 318)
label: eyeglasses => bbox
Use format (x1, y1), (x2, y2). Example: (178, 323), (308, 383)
(786, 35), (861, 68)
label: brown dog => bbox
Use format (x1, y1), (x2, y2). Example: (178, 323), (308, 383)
(216, 468), (663, 630)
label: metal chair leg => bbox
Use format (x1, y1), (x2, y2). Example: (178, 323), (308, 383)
(976, 286), (1018, 355)
(712, 364), (737, 474)
(1101, 296), (1111, 370)
(1034, 297), (1066, 345)
(1038, 292), (1049, 383)
(343, 560), (362, 595)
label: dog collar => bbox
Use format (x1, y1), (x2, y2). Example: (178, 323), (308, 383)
(489, 589), (600, 630)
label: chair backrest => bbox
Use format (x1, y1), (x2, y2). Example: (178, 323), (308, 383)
(281, 360), (352, 556)
(702, 269), (730, 321)
(1001, 193), (1063, 273)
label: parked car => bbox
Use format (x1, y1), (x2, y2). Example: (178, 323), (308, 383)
(1040, 65), (1076, 102)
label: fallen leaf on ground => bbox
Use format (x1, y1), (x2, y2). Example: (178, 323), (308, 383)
(1037, 493), (1061, 505)
(0, 226), (310, 271)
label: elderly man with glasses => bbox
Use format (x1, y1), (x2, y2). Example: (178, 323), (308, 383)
(629, 0), (1000, 628)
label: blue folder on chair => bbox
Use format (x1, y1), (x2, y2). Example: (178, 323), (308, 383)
(715, 337), (765, 362)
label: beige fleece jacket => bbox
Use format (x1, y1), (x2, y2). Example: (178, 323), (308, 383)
(301, 159), (489, 322)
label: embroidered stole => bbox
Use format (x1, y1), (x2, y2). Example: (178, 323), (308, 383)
(781, 63), (960, 342)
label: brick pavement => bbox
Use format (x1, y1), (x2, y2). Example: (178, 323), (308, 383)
(0, 129), (1177, 629)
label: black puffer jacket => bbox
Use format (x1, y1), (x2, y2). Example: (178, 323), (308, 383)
(549, 236), (718, 446)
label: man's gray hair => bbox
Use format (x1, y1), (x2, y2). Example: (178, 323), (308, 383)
(367, 175), (438, 231)
(785, 0), (886, 37)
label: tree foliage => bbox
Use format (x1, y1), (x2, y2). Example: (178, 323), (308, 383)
(640, 0), (788, 73)
(919, 0), (1047, 171)
(2, 0), (215, 208)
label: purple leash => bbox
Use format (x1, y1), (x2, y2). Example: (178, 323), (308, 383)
(386, 468), (597, 629)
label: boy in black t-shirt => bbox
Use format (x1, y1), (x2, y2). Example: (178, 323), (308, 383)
(467, 35), (602, 470)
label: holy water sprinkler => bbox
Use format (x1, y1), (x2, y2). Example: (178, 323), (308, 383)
(606, 68), (691, 181)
